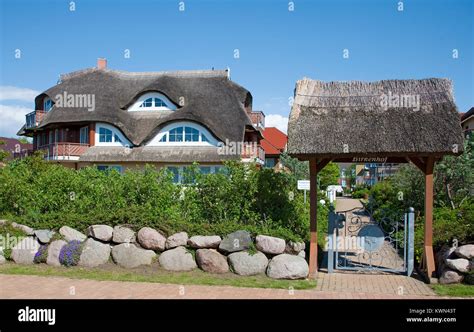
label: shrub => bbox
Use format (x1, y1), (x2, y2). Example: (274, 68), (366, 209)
(59, 240), (83, 267)
(0, 156), (313, 242)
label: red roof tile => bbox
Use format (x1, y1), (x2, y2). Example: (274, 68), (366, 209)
(261, 127), (287, 156)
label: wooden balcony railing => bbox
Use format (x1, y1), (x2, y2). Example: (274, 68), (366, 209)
(38, 143), (90, 160)
(25, 110), (47, 129)
(241, 143), (265, 163)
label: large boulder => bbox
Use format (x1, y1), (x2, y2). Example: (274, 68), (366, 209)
(87, 225), (114, 242)
(59, 226), (86, 242)
(228, 251), (268, 276)
(439, 269), (464, 284)
(256, 235), (286, 255)
(266, 254), (309, 279)
(464, 274), (474, 285)
(34, 230), (55, 244)
(113, 226), (136, 244)
(79, 238), (111, 267)
(187, 235), (221, 249)
(455, 244), (474, 260)
(11, 222), (34, 235)
(158, 246), (197, 271)
(11, 237), (40, 264)
(196, 249), (229, 273)
(219, 231), (252, 254)
(166, 232), (189, 249)
(285, 241), (306, 255)
(46, 240), (67, 266)
(436, 245), (456, 276)
(446, 258), (470, 273)
(112, 243), (156, 268)
(137, 227), (166, 251)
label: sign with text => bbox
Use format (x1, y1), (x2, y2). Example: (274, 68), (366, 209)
(297, 180), (310, 190)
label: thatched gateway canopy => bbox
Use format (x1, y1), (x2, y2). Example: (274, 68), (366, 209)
(287, 78), (464, 280)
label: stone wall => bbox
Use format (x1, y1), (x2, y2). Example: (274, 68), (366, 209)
(1, 221), (309, 280)
(436, 244), (474, 285)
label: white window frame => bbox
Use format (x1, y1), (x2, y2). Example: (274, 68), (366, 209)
(97, 165), (123, 173)
(147, 121), (218, 146)
(166, 165), (223, 184)
(95, 123), (131, 147)
(128, 92), (177, 112)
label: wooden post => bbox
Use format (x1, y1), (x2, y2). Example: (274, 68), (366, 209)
(309, 158), (318, 277)
(424, 157), (435, 279)
(89, 123), (95, 146)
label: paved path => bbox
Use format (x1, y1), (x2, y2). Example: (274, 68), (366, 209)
(0, 273), (439, 299)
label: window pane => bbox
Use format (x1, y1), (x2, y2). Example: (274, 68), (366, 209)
(99, 127), (112, 142)
(159, 134), (167, 142)
(201, 134), (209, 142)
(140, 98), (153, 108)
(97, 165), (108, 171)
(200, 166), (211, 175)
(154, 98), (166, 107)
(169, 127), (183, 142)
(185, 127), (199, 142)
(114, 134), (122, 143)
(167, 167), (180, 183)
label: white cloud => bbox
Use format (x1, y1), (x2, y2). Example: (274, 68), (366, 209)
(265, 114), (288, 134)
(0, 104), (33, 137)
(0, 86), (39, 102)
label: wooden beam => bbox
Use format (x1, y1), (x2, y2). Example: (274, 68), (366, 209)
(423, 156), (436, 280)
(308, 158), (318, 278)
(408, 157), (426, 173)
(317, 158), (331, 170)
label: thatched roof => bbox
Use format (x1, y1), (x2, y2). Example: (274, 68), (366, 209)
(25, 68), (254, 146)
(287, 78), (464, 160)
(79, 146), (238, 163)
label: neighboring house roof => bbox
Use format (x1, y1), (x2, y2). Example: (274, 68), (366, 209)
(461, 107), (474, 124)
(287, 78), (464, 158)
(22, 68), (256, 146)
(0, 137), (32, 156)
(80, 146), (238, 163)
(261, 127), (287, 156)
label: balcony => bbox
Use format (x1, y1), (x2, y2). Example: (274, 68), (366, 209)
(25, 110), (47, 129)
(38, 143), (90, 161)
(241, 142), (265, 165)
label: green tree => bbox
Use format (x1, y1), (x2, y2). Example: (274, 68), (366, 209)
(0, 141), (9, 162)
(318, 162), (340, 189)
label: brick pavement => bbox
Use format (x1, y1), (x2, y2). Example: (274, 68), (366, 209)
(0, 273), (442, 299)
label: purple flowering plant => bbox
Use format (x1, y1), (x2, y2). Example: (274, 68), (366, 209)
(33, 244), (48, 264)
(59, 240), (84, 267)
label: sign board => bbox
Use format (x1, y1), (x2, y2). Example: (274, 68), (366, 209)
(297, 180), (310, 191)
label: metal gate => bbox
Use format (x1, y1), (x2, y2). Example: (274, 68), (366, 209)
(327, 199), (414, 275)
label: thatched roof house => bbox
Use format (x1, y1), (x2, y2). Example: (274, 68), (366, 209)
(18, 60), (265, 172)
(287, 78), (464, 161)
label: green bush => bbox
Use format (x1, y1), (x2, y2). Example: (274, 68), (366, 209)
(0, 156), (313, 242)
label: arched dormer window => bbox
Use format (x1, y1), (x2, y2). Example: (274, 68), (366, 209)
(146, 121), (218, 146)
(128, 92), (176, 112)
(95, 123), (131, 146)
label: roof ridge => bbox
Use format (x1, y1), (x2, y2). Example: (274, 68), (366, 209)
(59, 68), (229, 81)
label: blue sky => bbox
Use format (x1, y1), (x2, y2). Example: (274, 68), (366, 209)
(0, 0), (473, 137)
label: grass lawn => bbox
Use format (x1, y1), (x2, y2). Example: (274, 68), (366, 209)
(0, 262), (316, 290)
(431, 284), (474, 297)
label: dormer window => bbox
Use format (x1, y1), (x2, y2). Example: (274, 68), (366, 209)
(147, 121), (217, 146)
(95, 123), (130, 146)
(128, 92), (176, 112)
(44, 98), (53, 112)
